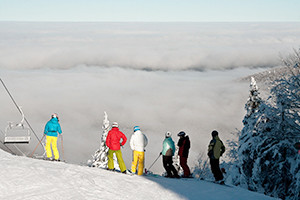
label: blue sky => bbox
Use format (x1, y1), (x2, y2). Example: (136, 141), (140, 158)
(0, 0), (300, 22)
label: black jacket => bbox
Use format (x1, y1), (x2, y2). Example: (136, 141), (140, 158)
(177, 136), (190, 157)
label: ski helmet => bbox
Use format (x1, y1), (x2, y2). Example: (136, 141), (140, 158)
(177, 131), (186, 137)
(165, 131), (172, 138)
(133, 126), (140, 132)
(51, 113), (58, 119)
(212, 130), (218, 137)
(112, 122), (119, 128)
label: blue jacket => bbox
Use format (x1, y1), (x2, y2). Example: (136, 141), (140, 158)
(162, 137), (175, 156)
(44, 118), (62, 137)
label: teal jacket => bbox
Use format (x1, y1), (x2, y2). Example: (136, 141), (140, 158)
(162, 137), (175, 156)
(44, 118), (62, 137)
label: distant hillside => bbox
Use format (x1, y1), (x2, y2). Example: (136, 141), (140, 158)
(239, 65), (299, 99)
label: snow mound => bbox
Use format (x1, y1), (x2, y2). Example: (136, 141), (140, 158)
(0, 149), (278, 200)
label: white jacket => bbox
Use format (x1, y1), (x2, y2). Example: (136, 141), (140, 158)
(130, 130), (148, 152)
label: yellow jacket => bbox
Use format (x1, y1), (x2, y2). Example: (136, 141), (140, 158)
(208, 136), (225, 159)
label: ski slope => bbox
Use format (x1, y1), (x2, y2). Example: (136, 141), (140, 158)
(0, 149), (278, 200)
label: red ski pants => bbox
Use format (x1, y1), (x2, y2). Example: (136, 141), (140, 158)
(180, 156), (191, 177)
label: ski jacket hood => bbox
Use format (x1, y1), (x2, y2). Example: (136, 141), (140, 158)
(130, 130), (148, 152)
(106, 127), (127, 151)
(178, 135), (190, 158)
(208, 135), (225, 159)
(162, 137), (175, 156)
(44, 117), (62, 137)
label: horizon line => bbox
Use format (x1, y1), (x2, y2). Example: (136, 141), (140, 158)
(1, 20), (300, 23)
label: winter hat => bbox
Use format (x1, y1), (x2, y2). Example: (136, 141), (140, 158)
(133, 126), (140, 132)
(165, 131), (172, 138)
(211, 130), (218, 137)
(177, 131), (186, 137)
(112, 122), (119, 128)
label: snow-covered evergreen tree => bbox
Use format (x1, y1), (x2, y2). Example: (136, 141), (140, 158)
(247, 102), (297, 199)
(235, 49), (300, 200)
(245, 77), (262, 117)
(87, 111), (110, 168)
(260, 55), (300, 199)
(237, 76), (265, 188)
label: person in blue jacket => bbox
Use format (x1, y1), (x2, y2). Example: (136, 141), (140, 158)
(161, 131), (179, 178)
(44, 113), (62, 161)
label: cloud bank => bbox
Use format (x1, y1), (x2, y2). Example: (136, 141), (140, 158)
(0, 22), (299, 71)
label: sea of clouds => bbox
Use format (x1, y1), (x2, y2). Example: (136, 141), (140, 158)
(0, 22), (299, 172)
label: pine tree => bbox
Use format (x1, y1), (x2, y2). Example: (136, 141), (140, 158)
(245, 77), (262, 117)
(236, 49), (300, 199)
(237, 76), (264, 189)
(88, 112), (110, 168)
(259, 58), (300, 199)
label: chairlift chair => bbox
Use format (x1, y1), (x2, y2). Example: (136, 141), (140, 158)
(3, 107), (31, 144)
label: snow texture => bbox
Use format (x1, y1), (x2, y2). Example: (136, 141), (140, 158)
(0, 149), (278, 200)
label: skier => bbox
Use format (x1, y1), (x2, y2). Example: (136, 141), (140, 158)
(44, 113), (62, 161)
(130, 126), (148, 175)
(177, 131), (191, 178)
(207, 130), (225, 183)
(106, 122), (127, 173)
(161, 131), (180, 178)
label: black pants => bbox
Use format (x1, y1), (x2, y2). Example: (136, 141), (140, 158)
(163, 155), (178, 177)
(210, 158), (223, 181)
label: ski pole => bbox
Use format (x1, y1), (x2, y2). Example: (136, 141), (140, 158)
(61, 134), (65, 161)
(30, 134), (45, 157)
(147, 153), (161, 171)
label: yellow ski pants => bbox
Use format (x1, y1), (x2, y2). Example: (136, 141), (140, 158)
(45, 135), (59, 160)
(131, 150), (145, 175)
(107, 149), (127, 172)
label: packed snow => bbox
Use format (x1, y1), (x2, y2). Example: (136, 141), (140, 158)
(0, 149), (278, 200)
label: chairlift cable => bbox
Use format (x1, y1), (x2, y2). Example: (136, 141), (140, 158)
(0, 78), (43, 149)
(29, 134), (45, 158)
(13, 144), (26, 156)
(0, 140), (15, 154)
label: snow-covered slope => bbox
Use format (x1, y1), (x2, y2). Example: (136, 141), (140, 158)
(0, 149), (278, 200)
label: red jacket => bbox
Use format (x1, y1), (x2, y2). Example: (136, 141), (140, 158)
(106, 127), (127, 150)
